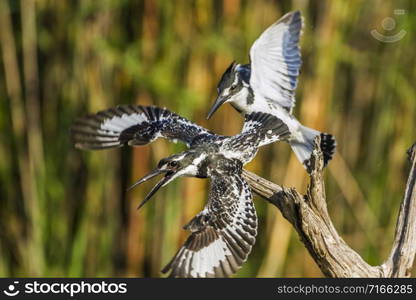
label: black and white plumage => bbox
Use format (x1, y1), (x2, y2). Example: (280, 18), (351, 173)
(207, 11), (336, 170)
(71, 105), (213, 149)
(71, 105), (290, 277)
(162, 161), (256, 278)
(72, 105), (289, 165)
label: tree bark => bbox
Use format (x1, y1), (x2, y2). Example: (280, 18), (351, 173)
(242, 138), (416, 278)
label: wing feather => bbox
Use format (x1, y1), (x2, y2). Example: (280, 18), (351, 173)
(220, 112), (290, 163)
(71, 105), (214, 150)
(249, 10), (302, 111)
(162, 174), (257, 278)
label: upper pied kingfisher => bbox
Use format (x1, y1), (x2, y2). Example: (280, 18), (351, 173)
(206, 11), (336, 171)
(71, 105), (290, 277)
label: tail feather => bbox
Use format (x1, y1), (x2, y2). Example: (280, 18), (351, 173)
(290, 125), (336, 170)
(320, 133), (336, 166)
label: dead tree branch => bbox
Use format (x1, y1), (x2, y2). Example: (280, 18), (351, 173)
(242, 138), (416, 277)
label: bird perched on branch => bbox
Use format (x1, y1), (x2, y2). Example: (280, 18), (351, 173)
(71, 105), (290, 277)
(207, 11), (336, 171)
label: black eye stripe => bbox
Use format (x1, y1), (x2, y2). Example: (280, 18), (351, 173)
(158, 159), (167, 168)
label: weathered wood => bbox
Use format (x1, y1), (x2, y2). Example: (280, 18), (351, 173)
(381, 143), (416, 277)
(242, 138), (416, 278)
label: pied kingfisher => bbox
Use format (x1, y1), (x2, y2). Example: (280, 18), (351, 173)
(71, 105), (290, 277)
(206, 11), (336, 171)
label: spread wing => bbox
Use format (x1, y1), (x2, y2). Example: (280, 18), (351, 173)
(220, 112), (290, 163)
(71, 105), (214, 150)
(249, 10), (302, 112)
(162, 173), (257, 278)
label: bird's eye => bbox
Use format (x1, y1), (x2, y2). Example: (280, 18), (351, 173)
(230, 84), (237, 90)
(168, 161), (179, 168)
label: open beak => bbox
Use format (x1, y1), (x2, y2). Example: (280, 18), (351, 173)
(128, 168), (176, 210)
(206, 95), (228, 120)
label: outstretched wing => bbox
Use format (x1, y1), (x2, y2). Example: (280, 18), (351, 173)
(249, 10), (302, 112)
(162, 173), (257, 278)
(221, 112), (290, 163)
(71, 105), (214, 150)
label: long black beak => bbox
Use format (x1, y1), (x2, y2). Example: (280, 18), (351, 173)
(206, 95), (227, 119)
(127, 168), (166, 191)
(128, 168), (174, 210)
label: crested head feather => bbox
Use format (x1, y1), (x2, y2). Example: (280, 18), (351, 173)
(217, 61), (239, 92)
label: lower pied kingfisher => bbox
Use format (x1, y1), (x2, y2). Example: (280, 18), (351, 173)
(206, 11), (336, 171)
(71, 105), (290, 277)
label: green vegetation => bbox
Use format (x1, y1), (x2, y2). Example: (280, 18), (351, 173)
(0, 0), (415, 277)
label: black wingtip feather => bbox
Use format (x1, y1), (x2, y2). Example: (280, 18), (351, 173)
(278, 10), (302, 27)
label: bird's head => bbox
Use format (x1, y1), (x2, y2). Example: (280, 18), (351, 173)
(129, 150), (208, 209)
(207, 62), (250, 119)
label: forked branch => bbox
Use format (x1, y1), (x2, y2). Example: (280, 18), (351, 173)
(242, 138), (416, 277)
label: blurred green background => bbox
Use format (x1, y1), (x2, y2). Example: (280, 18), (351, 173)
(0, 0), (415, 277)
